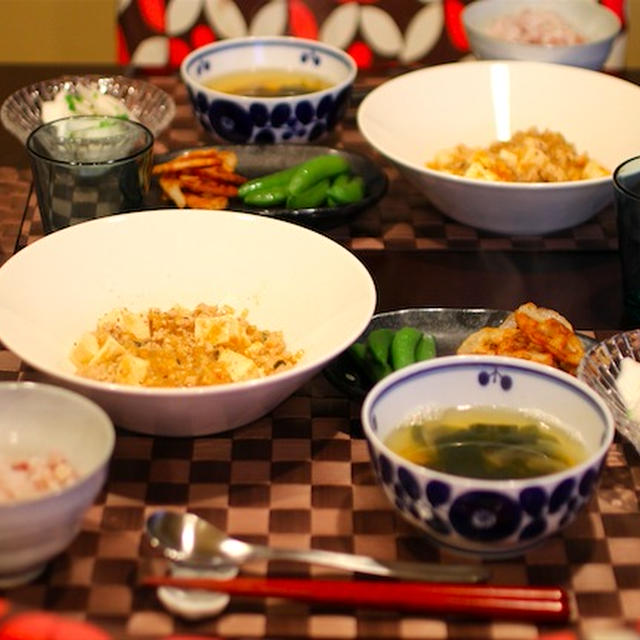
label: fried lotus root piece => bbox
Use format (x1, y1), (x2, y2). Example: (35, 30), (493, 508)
(513, 302), (584, 373)
(184, 193), (229, 210)
(153, 155), (224, 173)
(152, 148), (239, 174)
(456, 326), (555, 367)
(457, 327), (515, 355)
(457, 302), (585, 374)
(178, 174), (238, 197)
(154, 148), (246, 210)
(196, 166), (248, 184)
(158, 176), (186, 208)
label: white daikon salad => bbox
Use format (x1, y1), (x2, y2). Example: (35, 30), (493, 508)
(40, 82), (132, 123)
(616, 357), (640, 421)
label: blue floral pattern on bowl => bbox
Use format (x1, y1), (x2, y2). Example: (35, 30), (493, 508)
(186, 86), (351, 144)
(362, 355), (614, 558)
(375, 450), (604, 558)
(181, 37), (356, 144)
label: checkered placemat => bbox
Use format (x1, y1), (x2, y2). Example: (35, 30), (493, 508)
(0, 167), (31, 263)
(46, 167), (143, 228)
(1, 354), (640, 640)
(9, 73), (619, 254)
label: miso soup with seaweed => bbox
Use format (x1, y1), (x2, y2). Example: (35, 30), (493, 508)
(384, 405), (587, 480)
(205, 69), (332, 97)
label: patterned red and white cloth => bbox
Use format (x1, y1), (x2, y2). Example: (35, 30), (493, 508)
(117, 0), (628, 71)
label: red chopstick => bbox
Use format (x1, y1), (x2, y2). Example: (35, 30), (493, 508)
(143, 576), (570, 622)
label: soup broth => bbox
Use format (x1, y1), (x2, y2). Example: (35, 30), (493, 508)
(205, 69), (332, 97)
(384, 405), (587, 480)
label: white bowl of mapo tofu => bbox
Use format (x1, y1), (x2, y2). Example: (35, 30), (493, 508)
(358, 60), (640, 235)
(0, 209), (376, 436)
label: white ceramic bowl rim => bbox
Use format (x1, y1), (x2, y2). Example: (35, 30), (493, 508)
(359, 60), (623, 190)
(181, 35), (357, 101)
(0, 210), (376, 401)
(361, 355), (615, 490)
(0, 380), (115, 509)
(462, 1), (622, 50)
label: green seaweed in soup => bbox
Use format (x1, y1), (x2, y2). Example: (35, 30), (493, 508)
(205, 69), (332, 97)
(384, 406), (587, 480)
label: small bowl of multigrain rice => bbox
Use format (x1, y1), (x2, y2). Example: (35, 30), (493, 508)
(462, 0), (621, 70)
(0, 382), (114, 587)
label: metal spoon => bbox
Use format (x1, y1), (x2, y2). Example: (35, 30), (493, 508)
(146, 510), (490, 584)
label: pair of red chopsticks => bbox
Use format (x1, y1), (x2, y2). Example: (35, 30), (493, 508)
(143, 575), (570, 622)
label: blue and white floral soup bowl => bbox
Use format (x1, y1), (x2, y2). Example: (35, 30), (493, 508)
(361, 355), (614, 559)
(180, 36), (357, 144)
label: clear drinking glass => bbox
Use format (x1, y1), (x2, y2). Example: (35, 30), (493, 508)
(614, 155), (640, 327)
(26, 115), (154, 233)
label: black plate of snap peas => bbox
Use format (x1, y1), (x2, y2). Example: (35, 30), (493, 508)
(324, 307), (596, 400)
(147, 144), (388, 230)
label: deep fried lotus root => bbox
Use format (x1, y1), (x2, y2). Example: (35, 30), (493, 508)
(456, 326), (555, 367)
(513, 302), (584, 373)
(457, 302), (584, 374)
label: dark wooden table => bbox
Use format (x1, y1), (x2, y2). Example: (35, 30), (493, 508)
(0, 64), (639, 640)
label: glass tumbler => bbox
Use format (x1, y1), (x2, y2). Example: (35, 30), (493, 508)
(614, 155), (640, 327)
(27, 115), (154, 233)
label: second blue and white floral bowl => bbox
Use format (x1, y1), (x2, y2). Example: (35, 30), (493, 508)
(180, 36), (356, 144)
(361, 355), (614, 558)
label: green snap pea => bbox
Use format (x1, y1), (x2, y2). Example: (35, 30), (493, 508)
(348, 341), (367, 364)
(366, 328), (394, 366)
(287, 155), (350, 195)
(415, 333), (437, 361)
(365, 350), (393, 381)
(242, 185), (288, 207)
(329, 173), (350, 191)
(286, 178), (330, 209)
(328, 174), (365, 205)
(348, 325), (438, 386)
(238, 166), (299, 198)
(348, 341), (391, 382)
(390, 326), (422, 370)
(347, 342), (371, 379)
